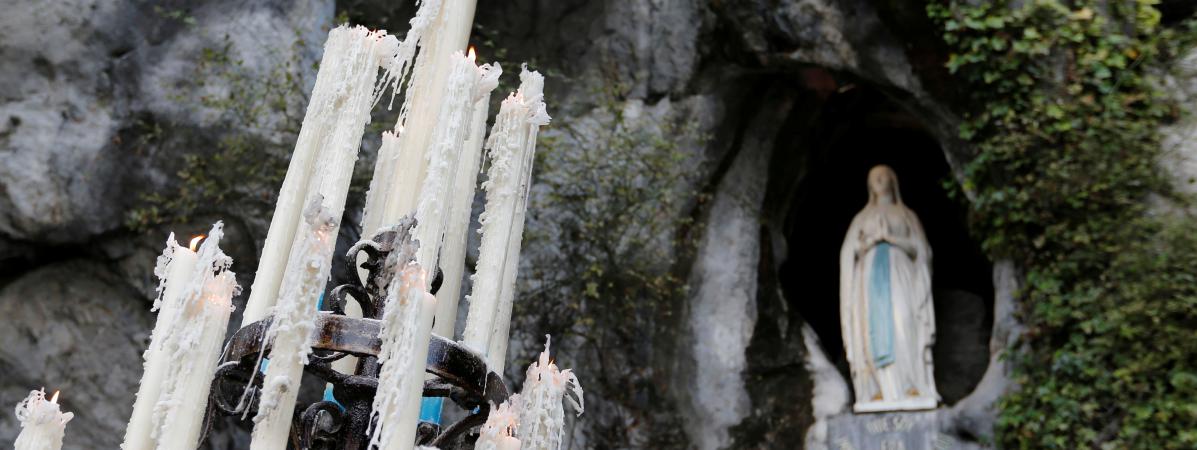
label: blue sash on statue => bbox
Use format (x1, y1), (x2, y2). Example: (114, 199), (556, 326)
(869, 242), (895, 368)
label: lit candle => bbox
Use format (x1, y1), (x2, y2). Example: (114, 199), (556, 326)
(434, 54), (501, 338)
(249, 26), (392, 450)
(242, 24), (398, 327)
(14, 389), (73, 450)
(417, 53), (501, 427)
(484, 68), (548, 372)
(251, 203), (339, 450)
(369, 264), (436, 450)
(474, 395), (521, 450)
(518, 336), (583, 449)
(151, 223), (238, 450)
(462, 67), (549, 361)
(411, 49), (484, 275)
(122, 233), (200, 450)
(361, 0), (478, 237)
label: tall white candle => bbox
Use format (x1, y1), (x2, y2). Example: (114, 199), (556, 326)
(250, 202), (338, 450)
(243, 25), (398, 327)
(151, 222), (238, 450)
(462, 67), (549, 357)
(369, 263), (436, 450)
(362, 0), (444, 238)
(248, 28), (389, 450)
(123, 233), (199, 450)
(434, 59), (501, 338)
(14, 389), (73, 450)
(474, 395), (521, 450)
(395, 269), (438, 450)
(361, 0), (478, 237)
(518, 337), (583, 450)
(411, 50), (483, 278)
(339, 0), (443, 381)
(486, 69), (548, 372)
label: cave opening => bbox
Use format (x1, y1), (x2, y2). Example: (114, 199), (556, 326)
(775, 83), (994, 405)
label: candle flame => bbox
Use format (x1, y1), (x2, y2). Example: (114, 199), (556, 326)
(50, 391), (59, 404)
(189, 235), (204, 252)
(467, 46), (477, 62)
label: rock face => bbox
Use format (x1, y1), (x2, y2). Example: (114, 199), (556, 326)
(0, 1), (332, 448)
(0, 261), (151, 450)
(681, 90), (792, 450)
(20, 0), (1191, 448)
(1159, 47), (1197, 199)
(0, 0), (331, 247)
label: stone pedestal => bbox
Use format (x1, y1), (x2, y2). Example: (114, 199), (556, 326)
(820, 410), (981, 450)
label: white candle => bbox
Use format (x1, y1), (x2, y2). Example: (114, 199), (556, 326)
(434, 58), (501, 338)
(249, 27), (389, 449)
(411, 50), (485, 280)
(250, 203), (339, 450)
(462, 67), (549, 357)
(361, 0), (478, 237)
(369, 264), (436, 450)
(517, 336), (583, 450)
(396, 270), (438, 450)
(14, 389), (73, 450)
(151, 223), (238, 450)
(497, 436), (522, 450)
(474, 395), (521, 450)
(123, 233), (199, 450)
(242, 25), (397, 327)
(485, 69), (548, 372)
(362, 0), (444, 239)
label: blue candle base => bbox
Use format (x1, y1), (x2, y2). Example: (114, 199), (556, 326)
(418, 397), (444, 425)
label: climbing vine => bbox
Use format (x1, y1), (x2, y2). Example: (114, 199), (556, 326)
(928, 1), (1197, 448)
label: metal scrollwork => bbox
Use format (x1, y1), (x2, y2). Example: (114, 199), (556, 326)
(202, 219), (508, 449)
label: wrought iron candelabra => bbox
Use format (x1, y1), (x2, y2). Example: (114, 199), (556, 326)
(201, 224), (509, 449)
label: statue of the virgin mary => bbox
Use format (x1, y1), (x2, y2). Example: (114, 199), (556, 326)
(839, 165), (939, 412)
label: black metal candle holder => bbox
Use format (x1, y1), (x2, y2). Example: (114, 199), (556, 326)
(201, 223), (509, 449)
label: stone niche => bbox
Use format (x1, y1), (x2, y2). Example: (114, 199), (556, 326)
(768, 84), (995, 446)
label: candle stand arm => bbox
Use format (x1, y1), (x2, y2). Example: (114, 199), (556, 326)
(202, 228), (508, 450)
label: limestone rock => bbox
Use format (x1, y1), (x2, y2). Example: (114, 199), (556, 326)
(0, 261), (150, 449)
(0, 0), (332, 246)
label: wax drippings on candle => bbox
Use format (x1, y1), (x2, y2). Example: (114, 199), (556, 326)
(475, 62), (502, 103)
(411, 51), (483, 273)
(14, 389), (73, 450)
(243, 24), (394, 330)
(15, 389), (73, 427)
(253, 200), (337, 421)
(518, 336), (583, 450)
(373, 0), (443, 111)
(461, 66), (549, 360)
(474, 395), (521, 450)
(151, 221), (238, 443)
(368, 238), (428, 450)
(151, 233), (180, 313)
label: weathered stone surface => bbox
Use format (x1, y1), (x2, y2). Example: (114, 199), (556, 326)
(0, 0), (331, 245)
(821, 410), (983, 450)
(680, 88), (792, 450)
(0, 261), (151, 450)
(1159, 48), (1197, 198)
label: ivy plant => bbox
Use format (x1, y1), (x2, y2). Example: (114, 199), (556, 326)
(928, 1), (1197, 448)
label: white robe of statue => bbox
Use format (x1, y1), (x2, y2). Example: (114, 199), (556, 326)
(839, 165), (939, 413)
